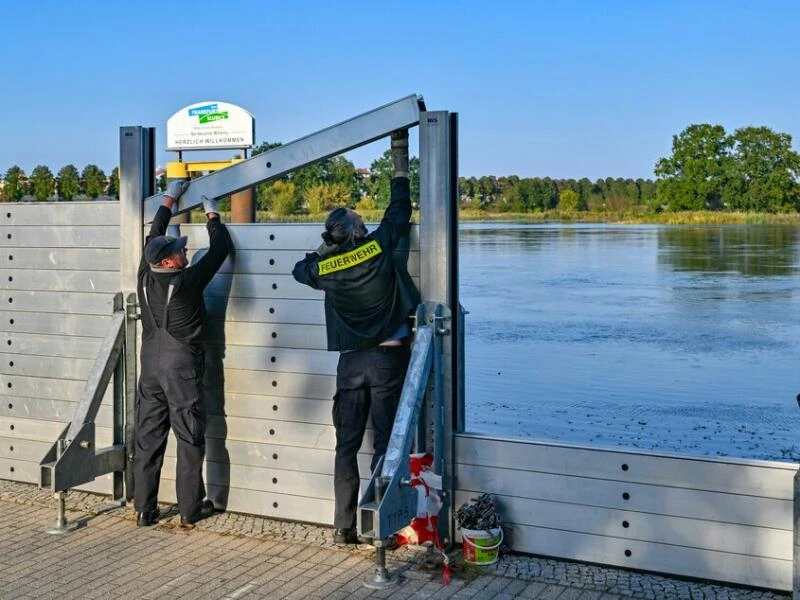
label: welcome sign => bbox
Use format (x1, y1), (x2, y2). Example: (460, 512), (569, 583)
(166, 101), (255, 151)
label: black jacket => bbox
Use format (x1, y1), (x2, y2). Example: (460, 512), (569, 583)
(137, 205), (232, 352)
(293, 178), (420, 351)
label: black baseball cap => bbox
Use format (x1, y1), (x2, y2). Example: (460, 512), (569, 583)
(144, 235), (188, 265)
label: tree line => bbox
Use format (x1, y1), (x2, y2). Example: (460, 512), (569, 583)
(0, 164), (120, 202)
(1, 123), (797, 214)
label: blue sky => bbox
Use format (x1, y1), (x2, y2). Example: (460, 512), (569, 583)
(1, 1), (798, 180)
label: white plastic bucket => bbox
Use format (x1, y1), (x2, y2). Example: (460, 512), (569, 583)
(461, 527), (503, 565)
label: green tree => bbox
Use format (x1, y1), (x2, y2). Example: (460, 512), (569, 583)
(290, 156), (358, 206)
(1, 166), (27, 201)
(81, 164), (107, 198)
(107, 166), (120, 199)
(57, 165), (80, 200)
(558, 188), (582, 212)
(525, 177), (556, 211)
(252, 141), (285, 211)
(728, 126), (800, 212)
(498, 176), (522, 212)
(637, 178), (657, 209)
(267, 180), (298, 215)
(366, 152), (392, 208)
(366, 150), (420, 209)
(459, 176), (478, 208)
(252, 141), (282, 156)
(654, 124), (732, 211)
(305, 182), (352, 214)
(29, 165), (55, 201)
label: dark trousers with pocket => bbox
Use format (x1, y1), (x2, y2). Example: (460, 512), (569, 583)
(332, 345), (410, 530)
(134, 332), (207, 521)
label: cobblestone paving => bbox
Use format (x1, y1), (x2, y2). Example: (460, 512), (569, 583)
(0, 480), (789, 600)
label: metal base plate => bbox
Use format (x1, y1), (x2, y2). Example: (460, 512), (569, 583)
(363, 569), (400, 589)
(45, 521), (82, 535)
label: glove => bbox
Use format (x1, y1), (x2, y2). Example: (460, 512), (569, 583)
(202, 196), (220, 215)
(165, 179), (190, 200)
(316, 241), (338, 258)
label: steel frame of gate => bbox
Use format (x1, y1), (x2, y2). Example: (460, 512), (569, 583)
(117, 95), (463, 540)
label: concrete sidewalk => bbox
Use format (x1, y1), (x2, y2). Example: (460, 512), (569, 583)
(0, 480), (789, 600)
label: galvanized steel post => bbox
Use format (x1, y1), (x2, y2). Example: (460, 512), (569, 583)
(119, 126), (155, 500)
(419, 110), (460, 546)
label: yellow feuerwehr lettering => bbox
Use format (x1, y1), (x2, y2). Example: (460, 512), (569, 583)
(318, 240), (382, 275)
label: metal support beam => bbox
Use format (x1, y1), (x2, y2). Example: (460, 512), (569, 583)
(359, 309), (436, 588)
(119, 126), (153, 500)
(419, 110), (459, 546)
(120, 126), (153, 290)
(40, 296), (128, 515)
(359, 321), (434, 539)
(143, 94), (425, 222)
(124, 293), (139, 499)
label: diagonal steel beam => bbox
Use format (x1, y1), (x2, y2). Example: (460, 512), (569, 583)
(144, 94), (425, 222)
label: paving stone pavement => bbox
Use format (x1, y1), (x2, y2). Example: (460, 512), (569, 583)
(0, 480), (790, 600)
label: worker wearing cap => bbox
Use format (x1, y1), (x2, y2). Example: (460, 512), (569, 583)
(292, 129), (420, 544)
(134, 180), (232, 528)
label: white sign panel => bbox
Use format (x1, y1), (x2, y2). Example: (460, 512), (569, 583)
(166, 101), (255, 151)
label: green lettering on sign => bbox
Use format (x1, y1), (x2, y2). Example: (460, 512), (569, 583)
(199, 112), (229, 124)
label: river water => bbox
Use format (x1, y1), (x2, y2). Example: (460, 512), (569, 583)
(461, 223), (800, 462)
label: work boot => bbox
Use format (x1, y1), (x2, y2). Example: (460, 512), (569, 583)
(332, 527), (380, 545)
(391, 129), (409, 178)
(333, 527), (359, 544)
(136, 508), (159, 527)
(179, 499), (215, 527)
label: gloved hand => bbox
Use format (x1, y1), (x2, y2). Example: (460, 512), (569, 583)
(316, 241), (338, 258)
(165, 180), (190, 200)
(202, 196), (220, 215)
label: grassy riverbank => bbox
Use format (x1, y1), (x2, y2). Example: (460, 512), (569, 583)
(457, 209), (800, 225)
(196, 209), (800, 225)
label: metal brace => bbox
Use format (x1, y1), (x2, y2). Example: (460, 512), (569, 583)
(39, 293), (129, 533)
(359, 302), (450, 588)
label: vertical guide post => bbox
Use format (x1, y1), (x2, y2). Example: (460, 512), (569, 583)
(111, 293), (125, 501)
(449, 114), (465, 434)
(119, 126), (155, 500)
(419, 111), (458, 546)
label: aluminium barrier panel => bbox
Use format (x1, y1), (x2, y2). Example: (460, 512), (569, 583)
(0, 201), (119, 494)
(454, 433), (797, 591)
(141, 221), (420, 523)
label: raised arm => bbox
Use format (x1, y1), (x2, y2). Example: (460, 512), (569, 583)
(180, 196), (233, 290)
(138, 180), (190, 278)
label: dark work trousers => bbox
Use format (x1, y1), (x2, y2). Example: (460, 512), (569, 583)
(134, 285), (207, 520)
(333, 345), (410, 530)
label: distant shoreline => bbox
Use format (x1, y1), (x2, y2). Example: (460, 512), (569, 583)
(208, 210), (800, 225)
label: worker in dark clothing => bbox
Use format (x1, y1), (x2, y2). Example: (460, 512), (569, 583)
(134, 180), (232, 527)
(292, 129), (420, 544)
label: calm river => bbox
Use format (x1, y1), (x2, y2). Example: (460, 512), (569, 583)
(460, 223), (800, 462)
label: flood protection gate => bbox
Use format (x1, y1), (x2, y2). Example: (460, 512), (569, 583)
(0, 95), (797, 593)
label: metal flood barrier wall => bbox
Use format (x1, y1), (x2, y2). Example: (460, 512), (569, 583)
(0, 201), (119, 496)
(454, 434), (796, 591)
(0, 198), (419, 524)
(154, 221), (421, 522)
(2, 201), (798, 592)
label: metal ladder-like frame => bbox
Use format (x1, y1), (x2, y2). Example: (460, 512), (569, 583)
(358, 303), (450, 588)
(38, 293), (132, 533)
